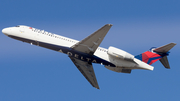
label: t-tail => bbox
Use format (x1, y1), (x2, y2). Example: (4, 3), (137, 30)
(135, 43), (176, 69)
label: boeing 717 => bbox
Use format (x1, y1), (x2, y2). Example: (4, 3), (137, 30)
(2, 24), (176, 89)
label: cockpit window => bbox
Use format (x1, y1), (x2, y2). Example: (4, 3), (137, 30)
(15, 26), (20, 27)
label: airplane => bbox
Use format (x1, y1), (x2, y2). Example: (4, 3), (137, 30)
(2, 24), (176, 89)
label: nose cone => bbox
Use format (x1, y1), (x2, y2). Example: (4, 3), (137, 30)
(2, 28), (11, 36)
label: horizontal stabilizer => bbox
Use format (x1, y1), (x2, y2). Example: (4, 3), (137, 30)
(159, 56), (170, 69)
(154, 43), (176, 53)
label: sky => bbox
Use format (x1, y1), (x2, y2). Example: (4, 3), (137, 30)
(0, 0), (180, 101)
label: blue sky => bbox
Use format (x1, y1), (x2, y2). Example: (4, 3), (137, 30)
(0, 0), (180, 101)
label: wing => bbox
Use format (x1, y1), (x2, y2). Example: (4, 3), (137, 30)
(71, 24), (112, 55)
(69, 57), (99, 89)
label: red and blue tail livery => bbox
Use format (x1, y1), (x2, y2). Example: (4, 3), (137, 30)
(135, 51), (162, 65)
(135, 43), (176, 68)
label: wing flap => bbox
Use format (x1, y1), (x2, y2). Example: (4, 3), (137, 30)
(69, 57), (99, 89)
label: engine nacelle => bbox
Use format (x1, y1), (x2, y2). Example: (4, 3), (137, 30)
(107, 46), (134, 61)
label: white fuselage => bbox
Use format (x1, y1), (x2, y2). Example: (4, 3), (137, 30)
(2, 25), (154, 73)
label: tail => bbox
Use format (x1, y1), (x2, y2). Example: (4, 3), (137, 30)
(135, 43), (176, 69)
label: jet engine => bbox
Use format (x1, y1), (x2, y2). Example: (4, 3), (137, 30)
(107, 46), (134, 61)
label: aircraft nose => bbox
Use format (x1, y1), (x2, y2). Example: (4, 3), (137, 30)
(2, 28), (11, 36)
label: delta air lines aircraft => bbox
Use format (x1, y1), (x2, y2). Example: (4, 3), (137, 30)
(2, 24), (176, 89)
